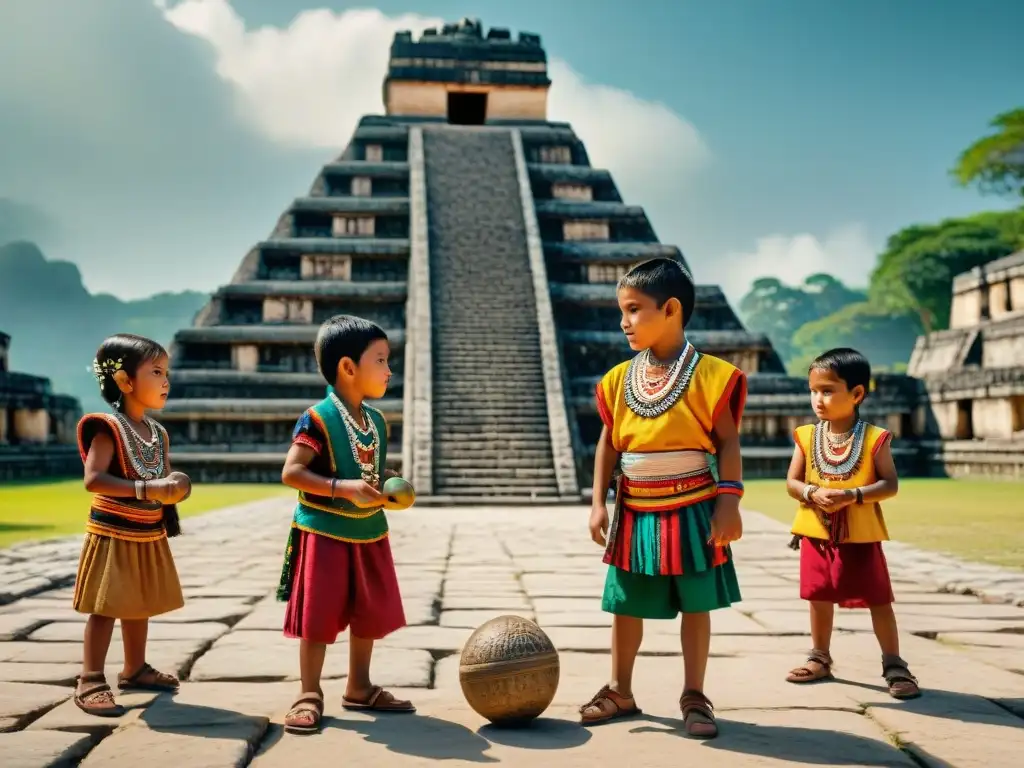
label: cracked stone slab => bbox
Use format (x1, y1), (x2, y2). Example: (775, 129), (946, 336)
(0, 614), (48, 641)
(0, 681), (70, 728)
(440, 595), (531, 611)
(149, 598), (253, 624)
(936, 631), (1024, 649)
(79, 720), (269, 767)
(27, 690), (159, 733)
(0, 730), (94, 768)
(0, 639), (202, 667)
(867, 690), (1024, 768)
(29, 621), (230, 643)
(439, 609), (535, 628)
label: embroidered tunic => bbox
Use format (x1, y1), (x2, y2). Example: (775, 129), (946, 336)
(276, 396), (389, 601)
(790, 421), (892, 543)
(596, 349), (747, 576)
(77, 413), (174, 542)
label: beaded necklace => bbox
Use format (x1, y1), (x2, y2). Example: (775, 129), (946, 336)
(329, 392), (380, 486)
(112, 412), (165, 480)
(624, 343), (700, 418)
(810, 419), (866, 482)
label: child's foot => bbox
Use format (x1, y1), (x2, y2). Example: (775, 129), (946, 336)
(786, 649), (834, 683)
(679, 689), (718, 739)
(882, 655), (921, 700)
(284, 692), (324, 734)
(579, 685), (641, 726)
(341, 685), (415, 713)
(74, 673), (126, 718)
(117, 662), (179, 692)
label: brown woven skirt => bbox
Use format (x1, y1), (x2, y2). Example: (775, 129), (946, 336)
(73, 533), (184, 619)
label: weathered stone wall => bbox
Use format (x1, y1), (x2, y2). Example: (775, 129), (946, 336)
(402, 127), (434, 494)
(512, 129), (580, 497)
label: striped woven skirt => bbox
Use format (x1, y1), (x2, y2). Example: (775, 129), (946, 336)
(602, 449), (733, 577)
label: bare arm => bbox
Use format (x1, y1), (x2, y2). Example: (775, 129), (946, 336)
(785, 445), (809, 502)
(857, 438), (899, 503)
(591, 425), (619, 504)
(83, 432), (137, 497)
(711, 405), (742, 482)
(281, 443), (336, 497)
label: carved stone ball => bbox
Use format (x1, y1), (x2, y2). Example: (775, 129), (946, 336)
(458, 615), (560, 727)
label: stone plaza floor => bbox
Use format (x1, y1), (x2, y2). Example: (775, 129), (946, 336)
(1, 499), (1022, 767)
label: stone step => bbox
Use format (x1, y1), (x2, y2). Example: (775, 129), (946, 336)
(432, 466), (556, 479)
(433, 482), (561, 495)
(433, 456), (553, 469)
(433, 420), (551, 431)
(434, 435), (551, 448)
(414, 494), (580, 506)
(435, 449), (553, 462)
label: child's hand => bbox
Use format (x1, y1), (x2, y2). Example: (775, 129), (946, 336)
(589, 503), (609, 547)
(710, 495), (743, 545)
(149, 473), (191, 505)
(811, 488), (852, 513)
(338, 480), (384, 508)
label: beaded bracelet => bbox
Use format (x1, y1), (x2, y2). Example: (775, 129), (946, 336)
(717, 480), (744, 498)
(855, 487), (863, 504)
(801, 484), (819, 503)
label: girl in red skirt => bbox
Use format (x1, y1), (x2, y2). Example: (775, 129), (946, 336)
(783, 348), (921, 700)
(277, 316), (414, 734)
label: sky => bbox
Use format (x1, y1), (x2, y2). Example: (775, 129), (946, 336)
(0, 0), (1021, 303)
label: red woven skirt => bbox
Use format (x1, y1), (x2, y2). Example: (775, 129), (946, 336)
(283, 531), (406, 643)
(799, 537), (894, 609)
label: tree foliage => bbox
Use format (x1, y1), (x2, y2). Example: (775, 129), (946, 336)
(738, 274), (864, 362)
(952, 108), (1024, 199)
(868, 209), (1024, 332)
(788, 303), (922, 376)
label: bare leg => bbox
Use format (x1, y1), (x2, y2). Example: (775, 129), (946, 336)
(681, 611), (710, 692)
(869, 603), (899, 656)
(610, 615), (644, 696)
(345, 634), (374, 700)
(810, 601), (835, 655)
(81, 614), (116, 678)
(120, 618), (147, 677)
(299, 639), (327, 697)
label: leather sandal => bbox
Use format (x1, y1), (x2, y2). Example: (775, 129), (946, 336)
(284, 692), (324, 734)
(579, 685), (641, 726)
(74, 673), (125, 718)
(680, 689), (718, 739)
(786, 649), (834, 684)
(882, 655), (921, 700)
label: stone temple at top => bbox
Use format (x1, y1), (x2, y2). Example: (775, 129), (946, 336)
(162, 18), (921, 501)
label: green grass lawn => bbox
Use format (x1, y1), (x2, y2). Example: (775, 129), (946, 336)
(0, 480), (292, 549)
(743, 478), (1024, 570)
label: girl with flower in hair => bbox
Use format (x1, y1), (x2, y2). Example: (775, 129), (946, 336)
(73, 334), (191, 717)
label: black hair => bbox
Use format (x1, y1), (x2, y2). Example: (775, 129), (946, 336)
(809, 347), (872, 400)
(314, 314), (389, 386)
(93, 334), (167, 410)
(617, 257), (696, 326)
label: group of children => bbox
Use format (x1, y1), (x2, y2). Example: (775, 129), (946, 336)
(70, 257), (921, 737)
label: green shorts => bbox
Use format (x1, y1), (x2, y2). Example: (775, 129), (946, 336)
(601, 562), (741, 619)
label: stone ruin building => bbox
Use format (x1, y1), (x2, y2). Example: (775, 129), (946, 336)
(909, 249), (1024, 477)
(0, 331), (81, 481)
(163, 18), (923, 500)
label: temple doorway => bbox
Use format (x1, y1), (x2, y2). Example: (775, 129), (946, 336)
(447, 92), (487, 125)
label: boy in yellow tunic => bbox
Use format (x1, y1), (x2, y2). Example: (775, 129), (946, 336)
(581, 258), (746, 738)
(784, 347), (921, 699)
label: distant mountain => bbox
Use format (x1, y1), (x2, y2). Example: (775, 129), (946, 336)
(0, 241), (209, 412)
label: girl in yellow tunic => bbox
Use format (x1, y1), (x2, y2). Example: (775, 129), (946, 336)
(581, 258), (746, 738)
(73, 334), (192, 717)
(784, 347), (921, 700)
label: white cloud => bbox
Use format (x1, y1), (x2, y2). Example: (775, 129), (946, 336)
(720, 225), (878, 303)
(155, 0), (710, 184)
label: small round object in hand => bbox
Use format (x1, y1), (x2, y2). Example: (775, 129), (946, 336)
(382, 476), (416, 511)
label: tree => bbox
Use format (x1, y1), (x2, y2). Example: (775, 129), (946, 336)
(788, 303), (923, 376)
(868, 210), (1024, 332)
(952, 108), (1024, 199)
(738, 275), (864, 362)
